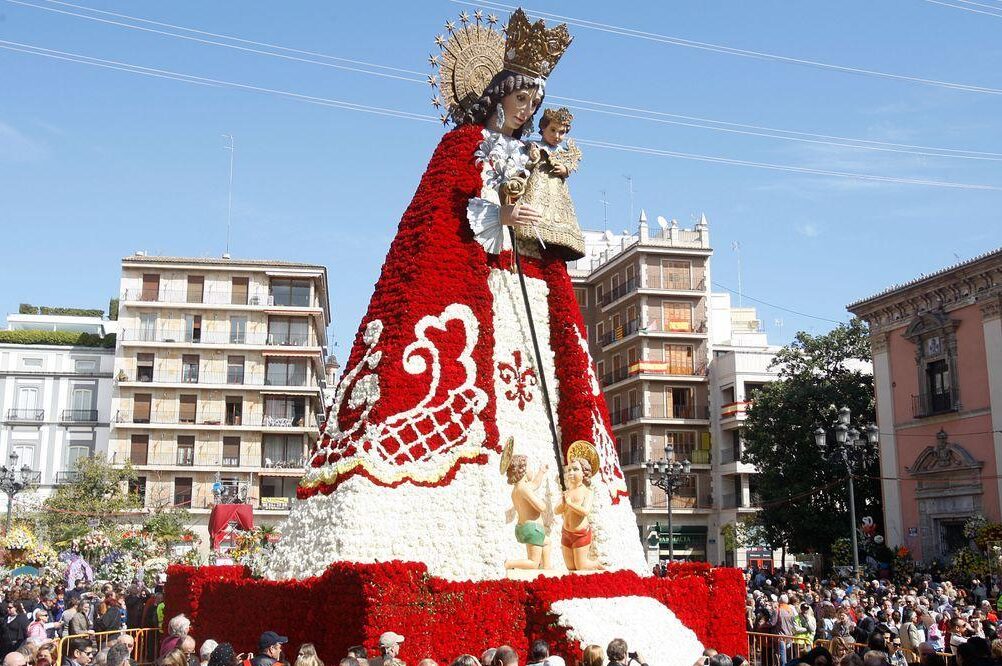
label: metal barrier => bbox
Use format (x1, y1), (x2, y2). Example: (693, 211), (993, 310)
(55, 628), (161, 666)
(747, 633), (956, 666)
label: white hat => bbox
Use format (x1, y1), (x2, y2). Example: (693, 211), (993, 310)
(379, 632), (405, 648)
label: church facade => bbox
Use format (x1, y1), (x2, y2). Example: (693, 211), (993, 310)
(848, 248), (1002, 563)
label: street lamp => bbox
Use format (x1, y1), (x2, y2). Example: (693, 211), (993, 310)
(814, 406), (878, 578)
(645, 443), (693, 562)
(0, 451), (36, 535)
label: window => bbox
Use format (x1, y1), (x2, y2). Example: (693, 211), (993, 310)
(141, 273), (160, 301)
(229, 316), (247, 344)
(595, 284), (604, 305)
(139, 313), (157, 342)
(181, 355), (200, 383)
(231, 277), (249, 305)
(20, 357), (43, 370)
(573, 288), (587, 308)
(12, 445), (34, 470)
(262, 435), (303, 466)
(270, 279), (311, 307)
(70, 387), (93, 419)
(16, 386), (39, 412)
(225, 396), (243, 425)
(223, 437), (240, 467)
(264, 396), (306, 426)
(184, 315), (202, 343)
(74, 359), (97, 373)
(926, 359), (952, 413)
(66, 442), (91, 471)
(265, 360), (307, 386)
(133, 393), (152, 423)
(186, 276), (204, 303)
(260, 476), (298, 500)
(130, 435), (149, 465)
(137, 353), (155, 382)
(227, 356), (245, 384)
(179, 395), (197, 424)
(663, 344), (694, 374)
(129, 476), (147, 505)
(662, 301), (693, 332)
(173, 477), (193, 507)
(660, 260), (691, 290)
(268, 317), (310, 346)
(176, 436), (195, 466)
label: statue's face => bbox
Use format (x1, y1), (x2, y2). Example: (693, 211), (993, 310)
(541, 121), (568, 147)
(499, 86), (541, 133)
(565, 459), (584, 486)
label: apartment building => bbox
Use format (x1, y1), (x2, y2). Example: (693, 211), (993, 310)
(707, 293), (780, 567)
(0, 312), (117, 498)
(570, 214), (714, 561)
(109, 255), (330, 543)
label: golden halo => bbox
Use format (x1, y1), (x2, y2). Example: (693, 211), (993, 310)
(500, 436), (515, 474)
(566, 440), (599, 478)
(435, 24), (505, 117)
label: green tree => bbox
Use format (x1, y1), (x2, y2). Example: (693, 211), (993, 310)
(142, 507), (194, 556)
(42, 457), (139, 545)
(741, 318), (879, 560)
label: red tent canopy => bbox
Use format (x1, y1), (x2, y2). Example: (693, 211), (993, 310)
(208, 504), (254, 550)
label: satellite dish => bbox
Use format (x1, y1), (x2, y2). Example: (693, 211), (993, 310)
(657, 216), (669, 230)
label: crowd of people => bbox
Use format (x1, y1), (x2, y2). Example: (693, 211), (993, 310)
(746, 567), (1002, 666)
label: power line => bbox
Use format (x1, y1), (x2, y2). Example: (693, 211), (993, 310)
(455, 0), (1002, 96)
(576, 138), (1002, 192)
(5, 39), (1002, 193)
(0, 39), (439, 123)
(4, 0), (427, 83)
(15, 0), (1002, 162)
(921, 0), (1002, 17)
(710, 281), (845, 324)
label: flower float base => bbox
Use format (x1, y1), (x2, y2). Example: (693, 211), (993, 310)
(165, 561), (746, 666)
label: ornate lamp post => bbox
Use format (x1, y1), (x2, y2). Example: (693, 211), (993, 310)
(0, 451), (37, 535)
(814, 406), (878, 578)
(645, 443), (692, 562)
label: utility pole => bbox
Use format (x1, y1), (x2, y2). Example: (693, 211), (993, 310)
(599, 190), (610, 227)
(222, 134), (236, 256)
(624, 175), (635, 225)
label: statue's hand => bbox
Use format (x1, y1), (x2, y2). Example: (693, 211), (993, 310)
(552, 164), (569, 178)
(501, 203), (542, 228)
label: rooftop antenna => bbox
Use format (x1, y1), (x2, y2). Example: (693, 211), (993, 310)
(599, 189), (610, 227)
(731, 240), (743, 307)
(623, 175), (635, 226)
(222, 134), (235, 257)
(774, 318), (785, 340)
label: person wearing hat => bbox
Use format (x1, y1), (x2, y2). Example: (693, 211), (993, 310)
(251, 632), (287, 666)
(369, 633), (403, 666)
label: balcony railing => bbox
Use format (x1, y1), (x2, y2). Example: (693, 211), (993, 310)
(601, 318), (642, 347)
(912, 389), (959, 418)
(55, 471), (80, 484)
(609, 404), (710, 425)
(176, 449), (195, 466)
(721, 401), (752, 419)
(259, 496), (292, 510)
(644, 319), (707, 335)
(600, 362), (708, 388)
(619, 451), (646, 467)
(262, 457), (307, 469)
(120, 328), (319, 347)
(115, 410), (314, 428)
(60, 409), (99, 422)
(600, 277), (639, 307)
(644, 274), (706, 292)
(6, 409), (44, 422)
(118, 370), (312, 388)
(122, 289), (306, 307)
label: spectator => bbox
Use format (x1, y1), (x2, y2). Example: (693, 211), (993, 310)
(606, 640), (629, 666)
(708, 656), (732, 666)
(478, 651), (495, 666)
(339, 660), (360, 666)
(106, 644), (130, 666)
(950, 617), (970, 654)
(200, 641), (219, 666)
(371, 633), (404, 666)
(489, 646), (518, 666)
(94, 600), (122, 634)
(26, 609), (48, 642)
(526, 641), (548, 666)
(862, 651), (889, 666)
(580, 647), (602, 666)
(295, 644), (324, 666)
(4, 652), (27, 666)
(208, 644), (239, 666)
(94, 647), (109, 666)
(2, 603), (27, 655)
(449, 658), (478, 666)
(163, 649), (188, 666)
(64, 638), (95, 666)
(347, 649), (367, 662)
(160, 615), (191, 659)
(65, 581), (87, 607)
(417, 660), (438, 666)
(838, 656), (862, 666)
(180, 636), (197, 666)
(250, 632), (287, 666)
(37, 642), (56, 666)
(899, 610), (924, 655)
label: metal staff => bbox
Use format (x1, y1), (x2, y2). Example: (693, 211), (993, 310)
(506, 224), (566, 490)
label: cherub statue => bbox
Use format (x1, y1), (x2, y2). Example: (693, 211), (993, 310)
(555, 455), (603, 571)
(518, 107), (585, 260)
(503, 453), (551, 570)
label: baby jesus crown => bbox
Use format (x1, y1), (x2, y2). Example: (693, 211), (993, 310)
(503, 8), (572, 80)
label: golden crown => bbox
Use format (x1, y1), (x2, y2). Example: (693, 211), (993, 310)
(541, 107), (573, 128)
(503, 8), (572, 79)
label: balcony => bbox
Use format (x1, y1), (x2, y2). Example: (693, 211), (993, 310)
(115, 410), (314, 429)
(55, 471), (80, 484)
(619, 451), (646, 467)
(644, 319), (707, 336)
(600, 362), (708, 388)
(608, 403), (710, 425)
(120, 328), (320, 348)
(912, 389), (959, 418)
(176, 449), (195, 466)
(600, 318), (643, 347)
(643, 273), (706, 292)
(60, 409), (99, 423)
(721, 401), (752, 419)
(122, 289), (277, 306)
(259, 496), (292, 510)
(118, 370), (313, 390)
(262, 457), (307, 469)
(6, 409), (44, 423)
(600, 277), (639, 307)
(636, 495), (714, 511)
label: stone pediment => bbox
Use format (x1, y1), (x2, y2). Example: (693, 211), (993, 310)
(902, 308), (958, 342)
(907, 429), (982, 475)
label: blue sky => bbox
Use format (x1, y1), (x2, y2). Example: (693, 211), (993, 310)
(1, 0), (999, 353)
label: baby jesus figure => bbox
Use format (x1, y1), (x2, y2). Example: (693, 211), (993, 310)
(518, 107), (585, 261)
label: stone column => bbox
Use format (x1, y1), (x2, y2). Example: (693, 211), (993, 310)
(871, 332), (904, 548)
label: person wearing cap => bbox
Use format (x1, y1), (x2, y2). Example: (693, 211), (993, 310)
(251, 633), (287, 666)
(369, 633), (403, 666)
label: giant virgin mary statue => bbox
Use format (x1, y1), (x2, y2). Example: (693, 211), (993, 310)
(264, 10), (648, 581)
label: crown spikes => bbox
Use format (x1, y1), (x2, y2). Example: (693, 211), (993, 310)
(426, 74), (438, 87)
(474, 9), (483, 23)
(432, 95), (443, 108)
(445, 20), (456, 33)
(487, 13), (498, 25)
(427, 54), (440, 67)
(434, 34), (446, 47)
(459, 10), (470, 25)
(439, 113), (450, 124)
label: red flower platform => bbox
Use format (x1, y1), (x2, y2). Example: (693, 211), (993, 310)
(165, 561), (747, 664)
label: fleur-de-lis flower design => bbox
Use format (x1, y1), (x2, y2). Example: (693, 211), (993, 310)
(497, 350), (538, 411)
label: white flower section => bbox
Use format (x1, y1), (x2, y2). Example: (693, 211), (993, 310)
(468, 197), (507, 255)
(474, 129), (529, 190)
(550, 596), (704, 666)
